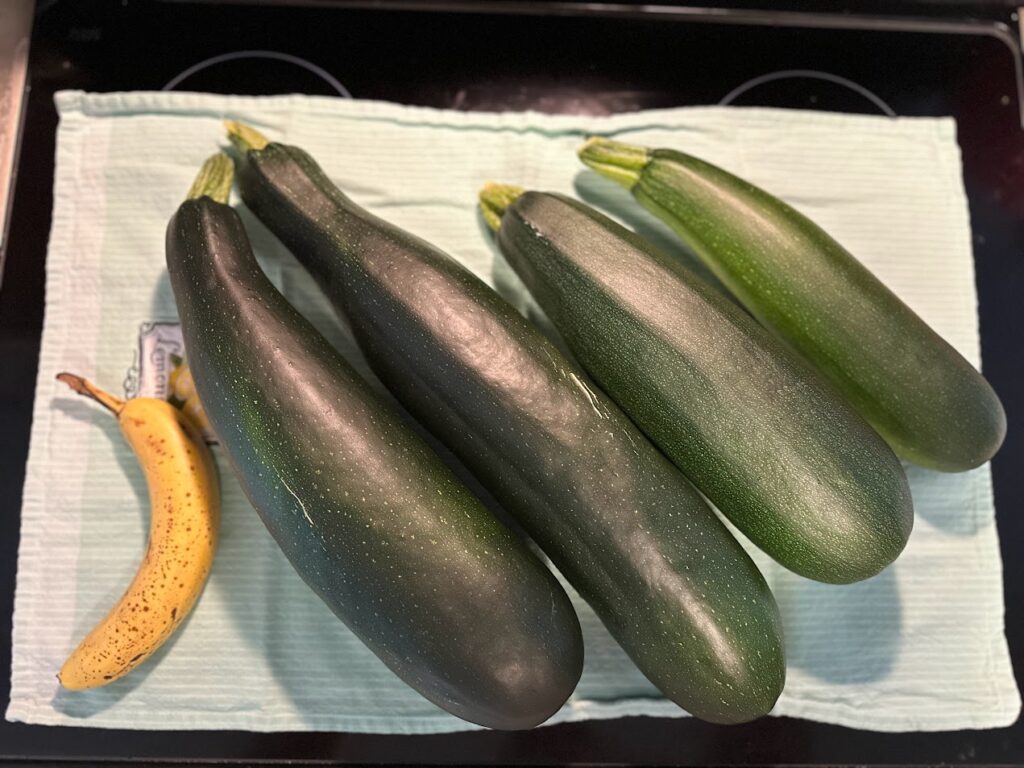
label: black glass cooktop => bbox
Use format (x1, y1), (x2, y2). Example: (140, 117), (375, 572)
(1, 1), (1021, 764)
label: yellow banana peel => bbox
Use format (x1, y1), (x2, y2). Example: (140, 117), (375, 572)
(168, 359), (212, 434)
(55, 373), (220, 690)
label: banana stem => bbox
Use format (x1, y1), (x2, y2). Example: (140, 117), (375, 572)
(56, 373), (125, 415)
(479, 182), (525, 232)
(187, 152), (234, 204)
(577, 137), (651, 190)
(225, 120), (271, 153)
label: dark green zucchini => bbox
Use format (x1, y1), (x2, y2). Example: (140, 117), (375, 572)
(228, 123), (785, 724)
(578, 138), (1006, 472)
(165, 153), (583, 731)
(482, 185), (914, 585)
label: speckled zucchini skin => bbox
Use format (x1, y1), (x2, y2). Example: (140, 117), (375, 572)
(633, 148), (1006, 472)
(496, 191), (914, 585)
(234, 143), (786, 725)
(165, 196), (583, 731)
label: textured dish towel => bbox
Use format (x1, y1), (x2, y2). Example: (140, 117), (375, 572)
(7, 90), (1020, 734)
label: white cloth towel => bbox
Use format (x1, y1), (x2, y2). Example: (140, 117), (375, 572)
(7, 90), (1019, 733)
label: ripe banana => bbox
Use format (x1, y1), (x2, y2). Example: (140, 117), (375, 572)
(167, 358), (211, 434)
(56, 373), (220, 690)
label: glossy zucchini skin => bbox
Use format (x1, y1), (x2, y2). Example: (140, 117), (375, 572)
(165, 195), (583, 730)
(582, 140), (1006, 472)
(234, 142), (786, 724)
(495, 191), (914, 585)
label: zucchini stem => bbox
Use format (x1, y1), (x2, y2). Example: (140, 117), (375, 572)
(225, 120), (271, 153)
(478, 182), (525, 232)
(186, 152), (234, 204)
(577, 137), (650, 190)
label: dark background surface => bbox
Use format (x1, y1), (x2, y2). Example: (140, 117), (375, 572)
(1, 1), (1021, 764)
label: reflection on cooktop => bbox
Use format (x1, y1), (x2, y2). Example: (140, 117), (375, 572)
(160, 53), (903, 120)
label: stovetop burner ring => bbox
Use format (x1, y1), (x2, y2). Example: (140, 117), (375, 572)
(162, 49), (352, 97)
(720, 68), (897, 116)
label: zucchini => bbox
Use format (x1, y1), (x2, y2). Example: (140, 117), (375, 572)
(481, 185), (913, 585)
(228, 123), (785, 724)
(165, 154), (583, 731)
(578, 138), (1006, 472)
